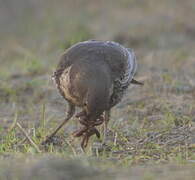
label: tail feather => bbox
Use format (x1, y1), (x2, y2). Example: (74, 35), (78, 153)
(131, 78), (144, 85)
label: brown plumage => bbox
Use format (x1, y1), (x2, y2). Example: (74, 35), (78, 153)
(42, 40), (142, 149)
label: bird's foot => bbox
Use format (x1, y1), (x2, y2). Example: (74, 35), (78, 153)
(73, 113), (105, 149)
(73, 126), (100, 139)
(80, 127), (101, 149)
(73, 124), (101, 149)
(41, 135), (56, 145)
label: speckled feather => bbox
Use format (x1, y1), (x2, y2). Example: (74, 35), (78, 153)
(53, 40), (137, 108)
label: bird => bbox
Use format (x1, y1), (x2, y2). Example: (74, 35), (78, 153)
(42, 40), (143, 149)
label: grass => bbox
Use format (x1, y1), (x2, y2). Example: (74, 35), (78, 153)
(1, 0), (195, 179)
(0, 105), (194, 164)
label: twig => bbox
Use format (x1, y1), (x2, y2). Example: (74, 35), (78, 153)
(16, 122), (41, 153)
(65, 137), (77, 156)
(18, 137), (28, 145)
(114, 132), (118, 146)
(7, 111), (18, 133)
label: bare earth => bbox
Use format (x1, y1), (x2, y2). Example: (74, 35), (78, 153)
(0, 0), (195, 179)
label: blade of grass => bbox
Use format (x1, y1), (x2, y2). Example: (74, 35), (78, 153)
(16, 122), (41, 153)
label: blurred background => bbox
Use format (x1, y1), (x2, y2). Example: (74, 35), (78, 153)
(1, 0), (195, 123)
(0, 0), (195, 179)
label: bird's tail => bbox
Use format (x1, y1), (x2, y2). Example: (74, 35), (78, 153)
(130, 78), (144, 85)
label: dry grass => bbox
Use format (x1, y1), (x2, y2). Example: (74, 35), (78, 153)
(0, 0), (195, 179)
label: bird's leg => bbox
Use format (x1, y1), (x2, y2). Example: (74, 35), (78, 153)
(93, 127), (100, 138)
(74, 112), (105, 148)
(93, 115), (104, 126)
(73, 112), (88, 137)
(81, 133), (89, 149)
(78, 113), (104, 127)
(79, 119), (103, 148)
(75, 111), (86, 118)
(78, 115), (103, 138)
(73, 118), (101, 138)
(42, 102), (75, 145)
(81, 127), (100, 149)
(78, 117), (88, 126)
(103, 110), (110, 144)
(73, 126), (88, 137)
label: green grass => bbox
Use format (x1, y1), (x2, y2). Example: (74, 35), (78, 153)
(1, 0), (195, 179)
(0, 106), (194, 165)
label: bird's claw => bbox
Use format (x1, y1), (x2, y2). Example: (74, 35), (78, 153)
(74, 113), (104, 148)
(80, 127), (100, 149)
(41, 136), (54, 145)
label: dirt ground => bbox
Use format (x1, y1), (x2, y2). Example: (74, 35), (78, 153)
(0, 0), (195, 179)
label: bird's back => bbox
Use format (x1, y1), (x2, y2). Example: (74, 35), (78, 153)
(56, 41), (135, 77)
(54, 40), (137, 108)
